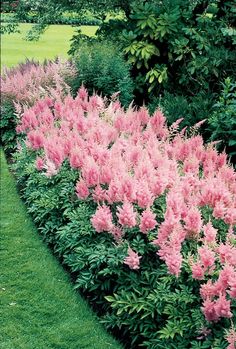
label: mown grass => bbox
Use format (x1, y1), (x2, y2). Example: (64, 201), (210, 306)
(1, 23), (97, 67)
(0, 149), (123, 349)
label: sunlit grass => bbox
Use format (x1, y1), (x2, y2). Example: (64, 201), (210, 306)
(1, 23), (97, 68)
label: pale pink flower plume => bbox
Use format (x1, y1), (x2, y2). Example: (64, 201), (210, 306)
(35, 156), (44, 171)
(76, 180), (90, 200)
(117, 202), (137, 228)
(91, 205), (113, 233)
(226, 327), (236, 349)
(124, 247), (142, 270)
(140, 209), (157, 234)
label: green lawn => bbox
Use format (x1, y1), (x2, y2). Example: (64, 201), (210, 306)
(1, 23), (97, 68)
(0, 149), (123, 349)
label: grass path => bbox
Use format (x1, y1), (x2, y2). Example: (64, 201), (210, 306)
(1, 24), (97, 67)
(0, 149), (122, 349)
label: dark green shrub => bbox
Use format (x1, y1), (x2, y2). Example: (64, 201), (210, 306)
(208, 77), (236, 164)
(0, 102), (18, 156)
(122, 1), (236, 99)
(70, 42), (134, 107)
(149, 91), (214, 137)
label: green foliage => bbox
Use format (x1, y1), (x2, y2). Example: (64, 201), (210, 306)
(1, 0), (19, 12)
(70, 41), (134, 107)
(0, 102), (18, 156)
(12, 145), (234, 349)
(148, 91), (214, 135)
(0, 20), (19, 35)
(208, 77), (236, 164)
(1, 11), (101, 26)
(122, 0), (236, 98)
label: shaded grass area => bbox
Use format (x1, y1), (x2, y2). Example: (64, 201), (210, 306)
(0, 149), (123, 349)
(1, 23), (97, 67)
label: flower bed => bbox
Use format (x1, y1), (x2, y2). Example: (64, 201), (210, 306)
(1, 61), (236, 348)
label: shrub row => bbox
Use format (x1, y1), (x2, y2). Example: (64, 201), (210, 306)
(1, 61), (236, 348)
(70, 41), (134, 108)
(1, 12), (101, 26)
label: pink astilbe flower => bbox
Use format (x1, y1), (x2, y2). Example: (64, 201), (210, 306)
(44, 159), (58, 177)
(136, 180), (154, 208)
(100, 165), (113, 184)
(35, 156), (44, 170)
(117, 202), (137, 227)
(124, 247), (142, 270)
(150, 109), (168, 138)
(201, 298), (219, 322)
(137, 106), (149, 126)
(1, 59), (75, 106)
(76, 179), (90, 199)
(69, 148), (85, 169)
(92, 185), (107, 203)
(120, 175), (136, 202)
(44, 140), (65, 169)
(82, 158), (100, 187)
(107, 178), (122, 203)
(139, 209), (157, 234)
(200, 280), (218, 299)
(191, 262), (205, 280)
(218, 244), (236, 265)
(165, 250), (183, 276)
(214, 293), (232, 319)
(228, 275), (236, 299)
(213, 201), (227, 219)
(110, 226), (124, 242)
(184, 207), (202, 235)
(183, 156), (200, 174)
(91, 205), (113, 233)
(226, 327), (236, 349)
(225, 208), (236, 226)
(203, 222), (217, 243)
(77, 85), (88, 100)
(198, 246), (215, 270)
(218, 265), (235, 289)
(27, 130), (44, 149)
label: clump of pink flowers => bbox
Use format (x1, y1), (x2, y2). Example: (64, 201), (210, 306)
(1, 59), (76, 106)
(16, 86), (236, 324)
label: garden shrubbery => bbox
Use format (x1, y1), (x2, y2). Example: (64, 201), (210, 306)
(70, 41), (134, 108)
(1, 59), (235, 348)
(1, 11), (101, 26)
(208, 78), (236, 164)
(67, 0), (236, 156)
